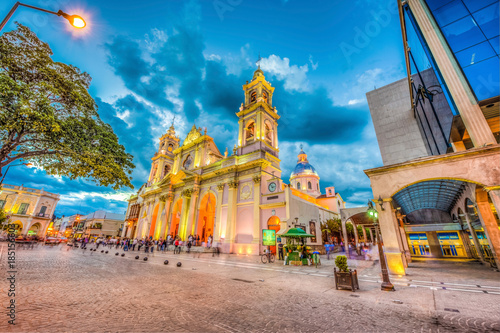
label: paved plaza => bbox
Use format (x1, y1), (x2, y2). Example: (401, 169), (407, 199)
(1, 244), (500, 333)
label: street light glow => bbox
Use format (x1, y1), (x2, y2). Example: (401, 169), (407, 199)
(68, 15), (86, 28)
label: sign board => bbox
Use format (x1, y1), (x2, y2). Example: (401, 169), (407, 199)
(262, 229), (276, 246)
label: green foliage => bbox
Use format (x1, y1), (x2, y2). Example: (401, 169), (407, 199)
(335, 255), (349, 272)
(0, 24), (134, 189)
(0, 209), (7, 228)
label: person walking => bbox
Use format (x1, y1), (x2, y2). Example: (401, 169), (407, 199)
(278, 241), (284, 260)
(187, 240), (192, 253)
(132, 238), (137, 251)
(174, 238), (179, 254)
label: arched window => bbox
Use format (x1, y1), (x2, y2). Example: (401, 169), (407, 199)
(39, 206), (47, 216)
(250, 91), (257, 103)
(168, 143), (174, 152)
(263, 91), (268, 103)
(317, 184), (319, 190)
(297, 182), (301, 190)
(246, 122), (255, 141)
(308, 181), (312, 190)
(264, 121), (273, 145)
(163, 164), (170, 176)
(183, 155), (193, 170)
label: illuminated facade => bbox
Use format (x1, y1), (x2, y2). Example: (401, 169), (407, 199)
(0, 184), (60, 236)
(122, 69), (343, 254)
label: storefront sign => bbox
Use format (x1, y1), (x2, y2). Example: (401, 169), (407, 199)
(262, 229), (276, 246)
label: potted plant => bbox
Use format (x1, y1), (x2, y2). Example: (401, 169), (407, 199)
(334, 255), (359, 291)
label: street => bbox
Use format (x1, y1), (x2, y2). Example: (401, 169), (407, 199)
(1, 244), (499, 332)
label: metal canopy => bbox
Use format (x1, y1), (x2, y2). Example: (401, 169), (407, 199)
(392, 179), (466, 215)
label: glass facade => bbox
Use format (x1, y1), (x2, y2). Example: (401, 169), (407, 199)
(426, 0), (500, 101)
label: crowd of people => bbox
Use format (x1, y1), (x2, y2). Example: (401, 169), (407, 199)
(69, 234), (219, 256)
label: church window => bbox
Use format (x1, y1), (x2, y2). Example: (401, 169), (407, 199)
(264, 121), (273, 145)
(263, 91), (268, 103)
(168, 143), (174, 152)
(246, 122), (255, 141)
(250, 91), (257, 103)
(308, 181), (312, 190)
(163, 165), (170, 176)
(183, 155), (193, 170)
(317, 184), (319, 190)
(297, 182), (301, 190)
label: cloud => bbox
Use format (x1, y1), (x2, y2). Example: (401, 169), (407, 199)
(309, 55), (318, 70)
(259, 54), (310, 92)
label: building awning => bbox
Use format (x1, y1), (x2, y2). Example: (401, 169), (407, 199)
(392, 179), (466, 215)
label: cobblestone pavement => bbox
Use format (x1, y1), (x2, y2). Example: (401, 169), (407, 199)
(1, 244), (499, 333)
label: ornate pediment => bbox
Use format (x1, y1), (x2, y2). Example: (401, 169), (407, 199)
(183, 125), (202, 146)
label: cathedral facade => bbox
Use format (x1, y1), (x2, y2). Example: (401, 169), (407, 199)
(122, 69), (344, 254)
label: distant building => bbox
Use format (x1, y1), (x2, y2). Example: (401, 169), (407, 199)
(67, 210), (125, 239)
(0, 184), (60, 236)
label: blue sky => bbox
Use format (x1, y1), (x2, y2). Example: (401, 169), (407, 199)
(1, 0), (406, 217)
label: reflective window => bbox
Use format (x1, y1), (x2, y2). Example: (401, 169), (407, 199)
(426, 0), (454, 11)
(462, 56), (500, 101)
(455, 41), (496, 67)
(433, 0), (468, 26)
(472, 3), (500, 39)
(462, 0), (497, 13)
(441, 16), (486, 53)
(490, 36), (500, 54)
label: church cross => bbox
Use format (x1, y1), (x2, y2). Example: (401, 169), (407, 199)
(256, 53), (262, 69)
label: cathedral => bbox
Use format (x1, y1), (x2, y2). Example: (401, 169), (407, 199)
(122, 68), (345, 254)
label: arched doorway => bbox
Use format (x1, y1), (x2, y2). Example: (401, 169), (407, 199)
(9, 220), (23, 236)
(196, 192), (216, 244)
(267, 216), (280, 254)
(170, 198), (183, 239)
(149, 204), (160, 239)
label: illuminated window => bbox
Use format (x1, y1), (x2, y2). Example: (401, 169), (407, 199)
(250, 91), (257, 103)
(183, 155), (193, 169)
(297, 182), (301, 190)
(263, 91), (268, 103)
(308, 181), (312, 190)
(246, 122), (255, 141)
(18, 203), (29, 215)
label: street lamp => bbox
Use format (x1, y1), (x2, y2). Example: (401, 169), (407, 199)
(367, 200), (395, 292)
(0, 162), (32, 186)
(0, 2), (86, 32)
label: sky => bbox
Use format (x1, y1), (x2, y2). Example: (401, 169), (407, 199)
(1, 0), (407, 217)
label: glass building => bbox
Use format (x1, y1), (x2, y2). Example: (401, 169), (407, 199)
(400, 0), (499, 151)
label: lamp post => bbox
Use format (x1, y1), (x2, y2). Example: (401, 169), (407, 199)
(0, 162), (32, 186)
(367, 200), (395, 291)
(1, 2), (86, 32)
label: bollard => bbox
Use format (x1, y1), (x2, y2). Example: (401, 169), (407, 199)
(164, 260), (169, 265)
(143, 257), (148, 261)
(135, 256), (139, 260)
(101, 250), (104, 253)
(115, 252), (119, 256)
(105, 251), (108, 254)
(121, 253), (125, 257)
(177, 262), (182, 267)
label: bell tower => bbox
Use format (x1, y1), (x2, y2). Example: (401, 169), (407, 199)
(148, 121), (180, 186)
(236, 67), (280, 157)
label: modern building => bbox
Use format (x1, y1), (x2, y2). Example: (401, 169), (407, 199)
(363, 0), (500, 275)
(0, 184), (60, 236)
(122, 68), (344, 254)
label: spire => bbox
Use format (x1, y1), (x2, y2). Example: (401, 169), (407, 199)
(167, 115), (176, 136)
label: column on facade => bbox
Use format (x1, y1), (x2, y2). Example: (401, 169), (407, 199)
(160, 194), (173, 239)
(368, 228), (374, 243)
(164, 198), (175, 239)
(476, 190), (500, 268)
(179, 193), (191, 241)
(352, 223), (359, 254)
(252, 176), (261, 244)
(361, 226), (367, 242)
(341, 218), (349, 259)
(225, 181), (239, 246)
(377, 205), (406, 275)
(391, 208), (408, 267)
(185, 188), (200, 239)
(213, 184), (224, 242)
(407, 0), (496, 147)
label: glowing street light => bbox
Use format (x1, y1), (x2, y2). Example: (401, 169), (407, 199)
(0, 2), (86, 32)
(0, 162), (32, 186)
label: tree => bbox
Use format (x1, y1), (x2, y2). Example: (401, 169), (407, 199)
(0, 209), (7, 230)
(321, 218), (342, 242)
(0, 24), (134, 189)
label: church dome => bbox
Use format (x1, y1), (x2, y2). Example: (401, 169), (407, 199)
(290, 148), (319, 179)
(252, 68), (265, 80)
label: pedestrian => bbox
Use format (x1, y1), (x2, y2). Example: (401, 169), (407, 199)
(187, 240), (192, 253)
(150, 239), (155, 255)
(207, 235), (212, 249)
(145, 239), (150, 255)
(174, 238), (179, 254)
(278, 241), (284, 260)
(132, 238), (137, 251)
